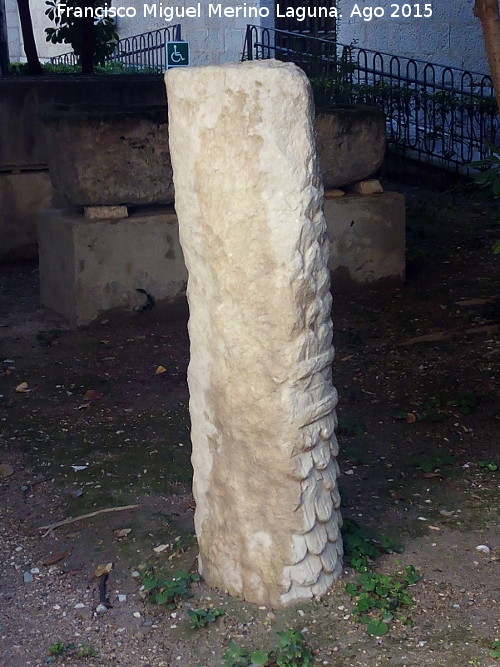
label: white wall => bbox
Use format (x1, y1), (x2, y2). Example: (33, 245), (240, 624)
(6, 0), (70, 61)
(115, 0), (273, 66)
(337, 0), (488, 73)
(6, 0), (489, 73)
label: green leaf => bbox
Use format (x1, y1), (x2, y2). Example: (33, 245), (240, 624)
(345, 582), (358, 597)
(142, 576), (158, 591)
(250, 649), (269, 665)
(366, 619), (390, 637)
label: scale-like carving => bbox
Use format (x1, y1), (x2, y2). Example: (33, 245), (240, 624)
(166, 60), (342, 608)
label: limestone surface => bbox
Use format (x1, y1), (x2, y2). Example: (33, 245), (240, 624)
(41, 105), (174, 207)
(350, 179), (384, 195)
(166, 60), (342, 608)
(316, 105), (386, 189)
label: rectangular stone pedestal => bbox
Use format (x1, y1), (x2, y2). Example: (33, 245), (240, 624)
(0, 170), (54, 260)
(324, 191), (405, 287)
(38, 208), (187, 326)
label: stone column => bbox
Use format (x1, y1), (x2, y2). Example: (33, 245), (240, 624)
(165, 60), (342, 607)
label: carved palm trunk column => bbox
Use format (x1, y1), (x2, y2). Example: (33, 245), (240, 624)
(165, 60), (342, 607)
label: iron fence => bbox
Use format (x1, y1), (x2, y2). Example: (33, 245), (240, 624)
(243, 25), (499, 174)
(50, 26), (181, 71)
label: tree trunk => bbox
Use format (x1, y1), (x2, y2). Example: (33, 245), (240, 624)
(81, 0), (95, 74)
(0, 0), (10, 75)
(16, 0), (42, 75)
(474, 0), (500, 112)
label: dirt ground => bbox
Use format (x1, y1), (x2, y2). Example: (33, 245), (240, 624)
(0, 181), (499, 667)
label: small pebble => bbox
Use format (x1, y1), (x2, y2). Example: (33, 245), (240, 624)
(117, 594), (127, 602)
(74, 603), (85, 609)
(475, 545), (490, 554)
(95, 604), (108, 614)
(133, 611), (142, 618)
(23, 572), (33, 583)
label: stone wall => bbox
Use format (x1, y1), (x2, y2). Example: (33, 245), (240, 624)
(337, 0), (488, 73)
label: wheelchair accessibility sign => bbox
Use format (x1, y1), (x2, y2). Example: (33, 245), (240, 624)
(166, 42), (189, 69)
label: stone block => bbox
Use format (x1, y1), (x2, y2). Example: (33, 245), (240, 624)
(324, 188), (345, 198)
(38, 208), (187, 326)
(350, 179), (384, 195)
(324, 192), (405, 287)
(40, 105), (174, 207)
(315, 105), (386, 189)
(84, 206), (128, 220)
(0, 170), (54, 261)
(166, 60), (342, 608)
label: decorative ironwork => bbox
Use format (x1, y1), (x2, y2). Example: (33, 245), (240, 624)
(49, 26), (181, 71)
(243, 25), (499, 173)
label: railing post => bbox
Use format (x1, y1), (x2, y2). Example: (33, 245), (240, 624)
(244, 25), (253, 61)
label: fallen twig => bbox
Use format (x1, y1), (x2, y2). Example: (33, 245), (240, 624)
(39, 504), (139, 537)
(455, 295), (500, 307)
(400, 324), (499, 346)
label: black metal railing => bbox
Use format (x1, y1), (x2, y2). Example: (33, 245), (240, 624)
(243, 25), (499, 174)
(50, 26), (181, 71)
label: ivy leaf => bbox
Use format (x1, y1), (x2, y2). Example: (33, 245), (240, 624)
(367, 619), (389, 637)
(250, 649), (269, 665)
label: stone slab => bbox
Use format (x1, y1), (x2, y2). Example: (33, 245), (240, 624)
(84, 205), (128, 220)
(38, 208), (187, 326)
(324, 192), (405, 287)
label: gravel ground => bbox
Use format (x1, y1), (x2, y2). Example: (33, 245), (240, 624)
(0, 182), (499, 666)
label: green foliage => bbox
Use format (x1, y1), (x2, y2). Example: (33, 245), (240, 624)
(250, 649), (270, 665)
(48, 642), (66, 656)
(470, 146), (500, 253)
(478, 460), (499, 472)
(471, 147), (500, 199)
(342, 518), (402, 572)
(490, 640), (500, 659)
(412, 391), (480, 423)
(45, 642), (97, 662)
(275, 629), (314, 666)
(10, 61), (159, 75)
(337, 418), (366, 437)
(346, 565), (421, 636)
(140, 568), (199, 608)
(187, 607), (225, 629)
(223, 642), (251, 667)
(411, 453), (456, 474)
(222, 630), (313, 666)
(44, 0), (118, 67)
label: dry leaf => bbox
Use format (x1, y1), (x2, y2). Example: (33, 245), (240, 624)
(114, 528), (132, 538)
(155, 365), (167, 375)
(422, 472), (442, 478)
(15, 382), (30, 393)
(428, 525), (441, 531)
(42, 549), (71, 566)
(406, 412), (417, 424)
(94, 562), (113, 578)
(83, 389), (103, 401)
(0, 463), (14, 477)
